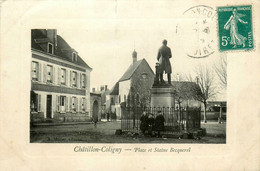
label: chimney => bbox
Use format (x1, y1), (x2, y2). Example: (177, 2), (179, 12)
(177, 73), (180, 81)
(132, 50), (137, 64)
(47, 29), (57, 47)
(54, 29), (57, 47)
(105, 85), (108, 91)
(101, 86), (104, 91)
(92, 88), (95, 92)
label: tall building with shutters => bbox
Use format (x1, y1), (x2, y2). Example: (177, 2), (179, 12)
(30, 29), (92, 122)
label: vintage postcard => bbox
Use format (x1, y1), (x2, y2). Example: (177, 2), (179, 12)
(0, 0), (259, 170)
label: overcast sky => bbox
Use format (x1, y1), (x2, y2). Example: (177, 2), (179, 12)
(52, 1), (226, 101)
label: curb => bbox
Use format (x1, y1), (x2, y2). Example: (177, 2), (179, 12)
(32, 121), (107, 127)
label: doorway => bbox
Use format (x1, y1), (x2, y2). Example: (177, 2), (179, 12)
(46, 95), (52, 118)
(93, 100), (99, 120)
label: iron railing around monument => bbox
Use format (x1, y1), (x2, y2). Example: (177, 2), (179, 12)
(121, 106), (201, 133)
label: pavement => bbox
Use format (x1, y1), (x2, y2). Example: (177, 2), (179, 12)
(30, 120), (226, 143)
(201, 121), (226, 137)
(32, 119), (115, 126)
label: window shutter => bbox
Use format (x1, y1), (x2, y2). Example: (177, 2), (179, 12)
(38, 63), (42, 82)
(70, 71), (73, 87)
(66, 96), (70, 112)
(57, 67), (61, 85)
(82, 74), (85, 88)
(66, 70), (69, 86)
(75, 97), (78, 112)
(84, 98), (87, 111)
(70, 96), (73, 111)
(77, 73), (80, 88)
(52, 66), (55, 84)
(85, 75), (87, 88)
(80, 73), (82, 88)
(38, 94), (41, 112)
(31, 62), (33, 79)
(65, 96), (68, 112)
(43, 64), (47, 83)
(56, 95), (60, 112)
(79, 98), (82, 112)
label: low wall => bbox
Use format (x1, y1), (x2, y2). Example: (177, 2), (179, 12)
(53, 112), (91, 122)
(30, 112), (44, 122)
(201, 112), (227, 121)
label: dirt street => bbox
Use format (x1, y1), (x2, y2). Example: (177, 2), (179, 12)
(30, 121), (226, 143)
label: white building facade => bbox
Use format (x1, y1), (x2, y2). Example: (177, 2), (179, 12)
(30, 29), (92, 122)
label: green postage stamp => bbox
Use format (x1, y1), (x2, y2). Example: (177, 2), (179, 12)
(217, 5), (253, 51)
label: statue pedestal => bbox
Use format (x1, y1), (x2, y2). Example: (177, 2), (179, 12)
(151, 85), (175, 108)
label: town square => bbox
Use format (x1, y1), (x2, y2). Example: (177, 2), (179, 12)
(30, 29), (226, 143)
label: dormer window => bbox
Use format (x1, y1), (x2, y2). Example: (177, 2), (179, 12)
(47, 42), (54, 54)
(72, 52), (77, 62)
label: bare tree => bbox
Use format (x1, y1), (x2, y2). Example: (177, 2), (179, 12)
(185, 72), (194, 82)
(194, 65), (217, 123)
(214, 54), (227, 88)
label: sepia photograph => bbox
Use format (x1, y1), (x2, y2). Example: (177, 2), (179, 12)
(30, 28), (226, 143)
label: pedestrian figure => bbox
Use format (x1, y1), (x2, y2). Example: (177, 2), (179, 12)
(147, 114), (155, 137)
(140, 111), (149, 135)
(107, 112), (110, 122)
(155, 111), (165, 138)
(93, 115), (98, 128)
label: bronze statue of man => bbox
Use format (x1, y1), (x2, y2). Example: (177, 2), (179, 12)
(157, 39), (172, 85)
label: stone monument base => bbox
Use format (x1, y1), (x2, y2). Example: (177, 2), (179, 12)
(150, 85), (175, 108)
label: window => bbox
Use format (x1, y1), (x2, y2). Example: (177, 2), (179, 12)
(31, 61), (39, 81)
(111, 97), (114, 105)
(71, 97), (77, 112)
(61, 68), (66, 85)
(71, 71), (77, 87)
(81, 97), (86, 112)
(57, 96), (69, 113)
(127, 95), (130, 106)
(60, 96), (66, 112)
(47, 65), (53, 83)
(72, 52), (77, 62)
(141, 73), (148, 79)
(81, 74), (86, 88)
(47, 43), (54, 54)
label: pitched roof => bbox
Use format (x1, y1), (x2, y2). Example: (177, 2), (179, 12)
(119, 60), (143, 81)
(119, 59), (154, 82)
(109, 82), (119, 95)
(172, 81), (202, 100)
(110, 58), (154, 95)
(31, 29), (92, 70)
